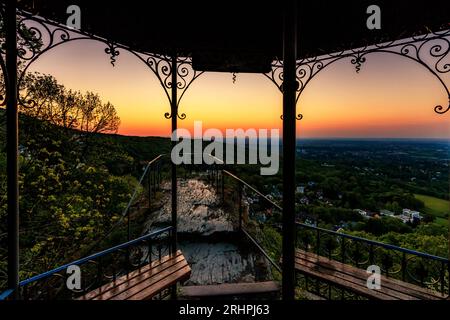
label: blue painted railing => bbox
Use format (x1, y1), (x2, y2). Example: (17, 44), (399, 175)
(1, 226), (173, 300)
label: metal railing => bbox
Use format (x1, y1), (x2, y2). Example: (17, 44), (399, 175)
(221, 169), (283, 275)
(1, 226), (174, 300)
(296, 222), (450, 297)
(215, 163), (450, 298)
(177, 154), (282, 275)
(86, 154), (167, 253)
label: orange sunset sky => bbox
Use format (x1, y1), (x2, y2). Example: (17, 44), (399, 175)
(28, 39), (450, 139)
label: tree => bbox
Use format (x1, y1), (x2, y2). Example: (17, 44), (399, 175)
(18, 72), (120, 135)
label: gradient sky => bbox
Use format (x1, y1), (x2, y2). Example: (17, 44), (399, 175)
(28, 38), (450, 139)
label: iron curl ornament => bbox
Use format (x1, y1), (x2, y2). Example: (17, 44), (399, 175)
(105, 42), (120, 66)
(265, 59), (304, 121)
(129, 54), (204, 120)
(162, 56), (204, 120)
(0, 8), (205, 121)
(265, 28), (450, 116)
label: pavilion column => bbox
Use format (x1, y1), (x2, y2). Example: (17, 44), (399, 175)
(6, 0), (19, 299)
(282, 0), (297, 300)
(170, 55), (177, 255)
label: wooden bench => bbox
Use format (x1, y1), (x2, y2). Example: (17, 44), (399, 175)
(294, 249), (445, 300)
(78, 250), (191, 300)
(180, 281), (280, 298)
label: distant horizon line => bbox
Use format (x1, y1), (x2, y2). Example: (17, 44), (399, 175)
(112, 132), (450, 142)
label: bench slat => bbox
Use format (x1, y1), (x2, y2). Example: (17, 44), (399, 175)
(94, 255), (188, 300)
(128, 265), (192, 300)
(297, 250), (441, 300)
(296, 259), (409, 300)
(79, 251), (190, 300)
(295, 260), (402, 300)
(295, 249), (443, 300)
(81, 250), (184, 300)
(109, 259), (189, 300)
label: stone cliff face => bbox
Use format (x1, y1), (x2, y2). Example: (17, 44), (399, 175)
(146, 179), (233, 235)
(144, 178), (271, 285)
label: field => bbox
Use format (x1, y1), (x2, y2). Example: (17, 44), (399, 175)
(414, 194), (449, 226)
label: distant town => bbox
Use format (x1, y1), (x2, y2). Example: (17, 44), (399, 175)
(231, 138), (449, 257)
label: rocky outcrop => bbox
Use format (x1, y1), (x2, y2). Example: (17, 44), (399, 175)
(145, 179), (233, 235)
(143, 177), (272, 285)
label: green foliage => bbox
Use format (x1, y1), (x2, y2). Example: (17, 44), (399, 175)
(351, 216), (413, 236)
(344, 229), (448, 258)
(0, 73), (146, 289)
(261, 225), (282, 262)
(0, 115), (141, 281)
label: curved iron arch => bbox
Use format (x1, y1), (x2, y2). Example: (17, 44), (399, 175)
(1, 10), (205, 120)
(264, 28), (450, 117)
(263, 58), (304, 121)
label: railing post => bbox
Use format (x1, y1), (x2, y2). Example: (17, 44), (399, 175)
(127, 209), (131, 241)
(238, 183), (243, 231)
(447, 262), (450, 296)
(148, 240), (152, 265)
(401, 252), (407, 282)
(215, 166), (219, 193)
(369, 244), (374, 265)
(158, 161), (162, 189)
(148, 165), (151, 208)
(221, 170), (224, 204)
(97, 258), (103, 288)
(6, 0), (19, 300)
(153, 167), (156, 195)
(440, 261), (444, 296)
(316, 228), (320, 255)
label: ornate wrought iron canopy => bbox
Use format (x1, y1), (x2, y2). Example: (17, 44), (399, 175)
(15, 0), (450, 60)
(1, 2), (449, 116)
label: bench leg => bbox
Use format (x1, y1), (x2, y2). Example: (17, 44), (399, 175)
(171, 284), (177, 300)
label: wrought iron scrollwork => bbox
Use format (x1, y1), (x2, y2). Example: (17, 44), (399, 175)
(173, 56), (204, 119)
(265, 59), (304, 121)
(11, 11), (93, 90)
(105, 42), (120, 66)
(265, 28), (450, 116)
(158, 56), (204, 120)
(125, 54), (204, 120)
(350, 54), (366, 73)
(280, 114), (303, 120)
(0, 9), (205, 120)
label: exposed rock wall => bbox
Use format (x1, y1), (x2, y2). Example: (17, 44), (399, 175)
(144, 178), (272, 285)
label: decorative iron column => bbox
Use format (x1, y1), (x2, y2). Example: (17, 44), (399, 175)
(282, 0), (297, 300)
(6, 0), (19, 299)
(170, 55), (177, 255)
